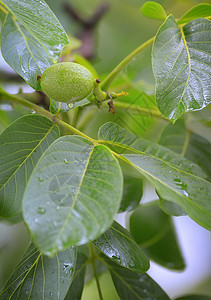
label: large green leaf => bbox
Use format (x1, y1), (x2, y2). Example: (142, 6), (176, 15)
(152, 16), (211, 121)
(105, 257), (170, 300)
(1, 14), (52, 90)
(98, 122), (211, 230)
(129, 202), (185, 270)
(93, 221), (149, 273)
(177, 3), (211, 25)
(64, 252), (87, 300)
(159, 119), (211, 181)
(0, 115), (59, 218)
(158, 118), (211, 215)
(0, 0), (69, 89)
(23, 136), (123, 256)
(98, 122), (204, 177)
(0, 243), (76, 300)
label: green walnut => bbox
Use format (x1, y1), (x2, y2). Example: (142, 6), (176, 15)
(40, 62), (97, 103)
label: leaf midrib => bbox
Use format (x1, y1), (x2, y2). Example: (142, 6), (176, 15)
(55, 145), (96, 247)
(98, 139), (206, 181)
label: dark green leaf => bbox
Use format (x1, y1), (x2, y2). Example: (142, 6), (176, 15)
(120, 173), (143, 212)
(152, 16), (211, 121)
(177, 4), (211, 25)
(98, 122), (205, 177)
(159, 119), (211, 181)
(141, 1), (167, 21)
(130, 202), (185, 270)
(0, 0), (69, 89)
(0, 115), (59, 218)
(23, 136), (123, 256)
(93, 221), (150, 273)
(1, 14), (52, 90)
(65, 252), (87, 300)
(98, 122), (211, 230)
(159, 198), (186, 216)
(175, 295), (211, 300)
(0, 243), (76, 300)
(105, 257), (170, 300)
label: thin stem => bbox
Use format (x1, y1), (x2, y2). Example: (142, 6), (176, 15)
(101, 37), (154, 91)
(0, 89), (96, 143)
(89, 242), (104, 300)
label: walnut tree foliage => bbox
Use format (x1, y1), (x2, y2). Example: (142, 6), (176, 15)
(0, 1), (210, 299)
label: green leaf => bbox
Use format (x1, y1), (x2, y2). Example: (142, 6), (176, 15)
(98, 122), (205, 178)
(152, 16), (211, 121)
(0, 243), (76, 300)
(177, 3), (211, 25)
(141, 1), (167, 21)
(23, 136), (123, 256)
(93, 221), (150, 273)
(175, 295), (211, 300)
(159, 119), (211, 181)
(105, 257), (170, 300)
(129, 202), (185, 270)
(159, 198), (186, 216)
(0, 0), (69, 89)
(64, 252), (87, 300)
(0, 115), (59, 218)
(120, 173), (143, 212)
(98, 122), (211, 230)
(1, 14), (52, 90)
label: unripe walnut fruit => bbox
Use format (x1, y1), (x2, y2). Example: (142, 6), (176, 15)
(41, 62), (95, 103)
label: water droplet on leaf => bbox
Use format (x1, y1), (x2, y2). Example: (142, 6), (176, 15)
(38, 176), (44, 182)
(37, 206), (46, 214)
(68, 103), (74, 109)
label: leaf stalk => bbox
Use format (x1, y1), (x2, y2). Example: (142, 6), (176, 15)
(101, 37), (154, 91)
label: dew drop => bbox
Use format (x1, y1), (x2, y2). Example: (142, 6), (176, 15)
(38, 176), (44, 182)
(64, 158), (68, 164)
(68, 103), (74, 109)
(63, 263), (73, 276)
(34, 218), (39, 223)
(49, 292), (53, 296)
(37, 206), (46, 214)
(56, 205), (60, 211)
(53, 221), (58, 227)
(183, 190), (189, 197)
